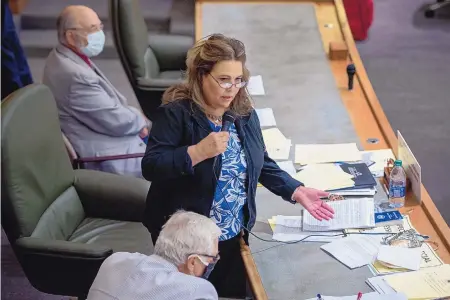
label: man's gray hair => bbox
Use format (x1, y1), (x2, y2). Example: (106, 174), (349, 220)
(154, 210), (221, 266)
(56, 11), (78, 44)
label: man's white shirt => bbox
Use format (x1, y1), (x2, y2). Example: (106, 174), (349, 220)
(87, 252), (218, 300)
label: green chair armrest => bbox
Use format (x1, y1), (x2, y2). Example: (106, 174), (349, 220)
(148, 34), (193, 71)
(137, 77), (184, 90)
(74, 169), (150, 222)
(15, 236), (112, 258)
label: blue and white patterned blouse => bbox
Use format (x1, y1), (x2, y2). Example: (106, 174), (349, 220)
(208, 121), (248, 241)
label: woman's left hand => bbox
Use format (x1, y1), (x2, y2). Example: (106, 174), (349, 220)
(292, 186), (335, 221)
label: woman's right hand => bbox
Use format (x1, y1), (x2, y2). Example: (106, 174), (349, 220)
(188, 132), (230, 166)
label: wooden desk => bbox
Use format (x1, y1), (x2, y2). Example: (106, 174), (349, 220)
(196, 1), (450, 298)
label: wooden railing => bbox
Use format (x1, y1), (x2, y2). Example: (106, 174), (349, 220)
(9, 0), (29, 14)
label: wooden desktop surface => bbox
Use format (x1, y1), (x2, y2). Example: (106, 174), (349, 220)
(196, 0), (450, 298)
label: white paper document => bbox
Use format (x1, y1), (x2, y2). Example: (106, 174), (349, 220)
(366, 275), (397, 295)
(294, 143), (361, 165)
(376, 245), (422, 271)
(293, 163), (355, 191)
(247, 75), (265, 95)
(384, 264), (450, 300)
(262, 128), (291, 160)
(272, 215), (342, 243)
(275, 161), (297, 176)
(304, 292), (407, 300)
(303, 198), (375, 231)
(255, 108), (276, 127)
(320, 235), (383, 269)
(360, 149), (395, 177)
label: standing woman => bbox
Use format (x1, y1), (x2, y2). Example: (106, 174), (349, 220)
(141, 34), (334, 299)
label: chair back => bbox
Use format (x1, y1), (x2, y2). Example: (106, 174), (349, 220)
(109, 0), (160, 85)
(1, 84), (81, 243)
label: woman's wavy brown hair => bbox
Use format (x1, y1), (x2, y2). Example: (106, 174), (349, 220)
(162, 34), (253, 116)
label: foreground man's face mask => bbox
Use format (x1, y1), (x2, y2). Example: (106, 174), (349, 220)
(80, 30), (105, 57)
(190, 253), (220, 279)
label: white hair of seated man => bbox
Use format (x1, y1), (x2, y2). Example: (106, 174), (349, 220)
(154, 210), (221, 272)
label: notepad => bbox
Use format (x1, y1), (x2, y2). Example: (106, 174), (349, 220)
(303, 198), (375, 231)
(294, 143), (361, 165)
(384, 264), (450, 299)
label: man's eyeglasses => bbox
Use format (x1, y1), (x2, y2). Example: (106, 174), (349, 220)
(67, 23), (104, 34)
(209, 74), (247, 89)
(190, 253), (221, 265)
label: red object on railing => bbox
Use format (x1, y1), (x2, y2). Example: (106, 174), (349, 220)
(342, 0), (374, 41)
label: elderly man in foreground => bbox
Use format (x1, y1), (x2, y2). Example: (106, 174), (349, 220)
(87, 211), (221, 300)
(43, 5), (149, 178)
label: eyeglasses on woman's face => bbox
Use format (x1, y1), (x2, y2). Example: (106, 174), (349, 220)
(209, 74), (247, 89)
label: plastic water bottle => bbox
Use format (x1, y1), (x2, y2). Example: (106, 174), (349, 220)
(388, 160), (406, 208)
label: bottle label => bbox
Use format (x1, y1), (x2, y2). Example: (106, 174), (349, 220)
(389, 186), (406, 198)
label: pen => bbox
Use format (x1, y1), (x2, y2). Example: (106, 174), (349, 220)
(356, 292), (363, 300)
(317, 294), (322, 300)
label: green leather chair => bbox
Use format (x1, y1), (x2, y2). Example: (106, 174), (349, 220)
(109, 0), (194, 120)
(1, 84), (153, 299)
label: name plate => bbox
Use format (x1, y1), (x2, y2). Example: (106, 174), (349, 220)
(397, 131), (422, 204)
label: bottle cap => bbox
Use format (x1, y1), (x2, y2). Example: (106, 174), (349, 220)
(394, 159), (402, 167)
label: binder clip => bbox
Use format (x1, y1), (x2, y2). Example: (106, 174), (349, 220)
(327, 194), (345, 201)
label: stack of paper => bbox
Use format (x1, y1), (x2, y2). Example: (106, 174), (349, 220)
(262, 128), (291, 160)
(374, 245), (422, 271)
(320, 235), (383, 269)
(368, 265), (450, 300)
(303, 198), (375, 231)
(268, 215), (342, 243)
(345, 215), (415, 235)
(370, 242), (444, 275)
(305, 292), (407, 300)
(293, 163), (355, 191)
(294, 143), (361, 165)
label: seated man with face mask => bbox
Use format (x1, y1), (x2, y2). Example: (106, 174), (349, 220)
(86, 210), (221, 300)
(43, 5), (148, 178)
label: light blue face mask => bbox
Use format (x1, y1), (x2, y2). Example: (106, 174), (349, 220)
(80, 30), (105, 57)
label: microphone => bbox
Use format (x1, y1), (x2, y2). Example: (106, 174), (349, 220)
(347, 63), (356, 90)
(212, 111), (236, 170)
(221, 111), (236, 132)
